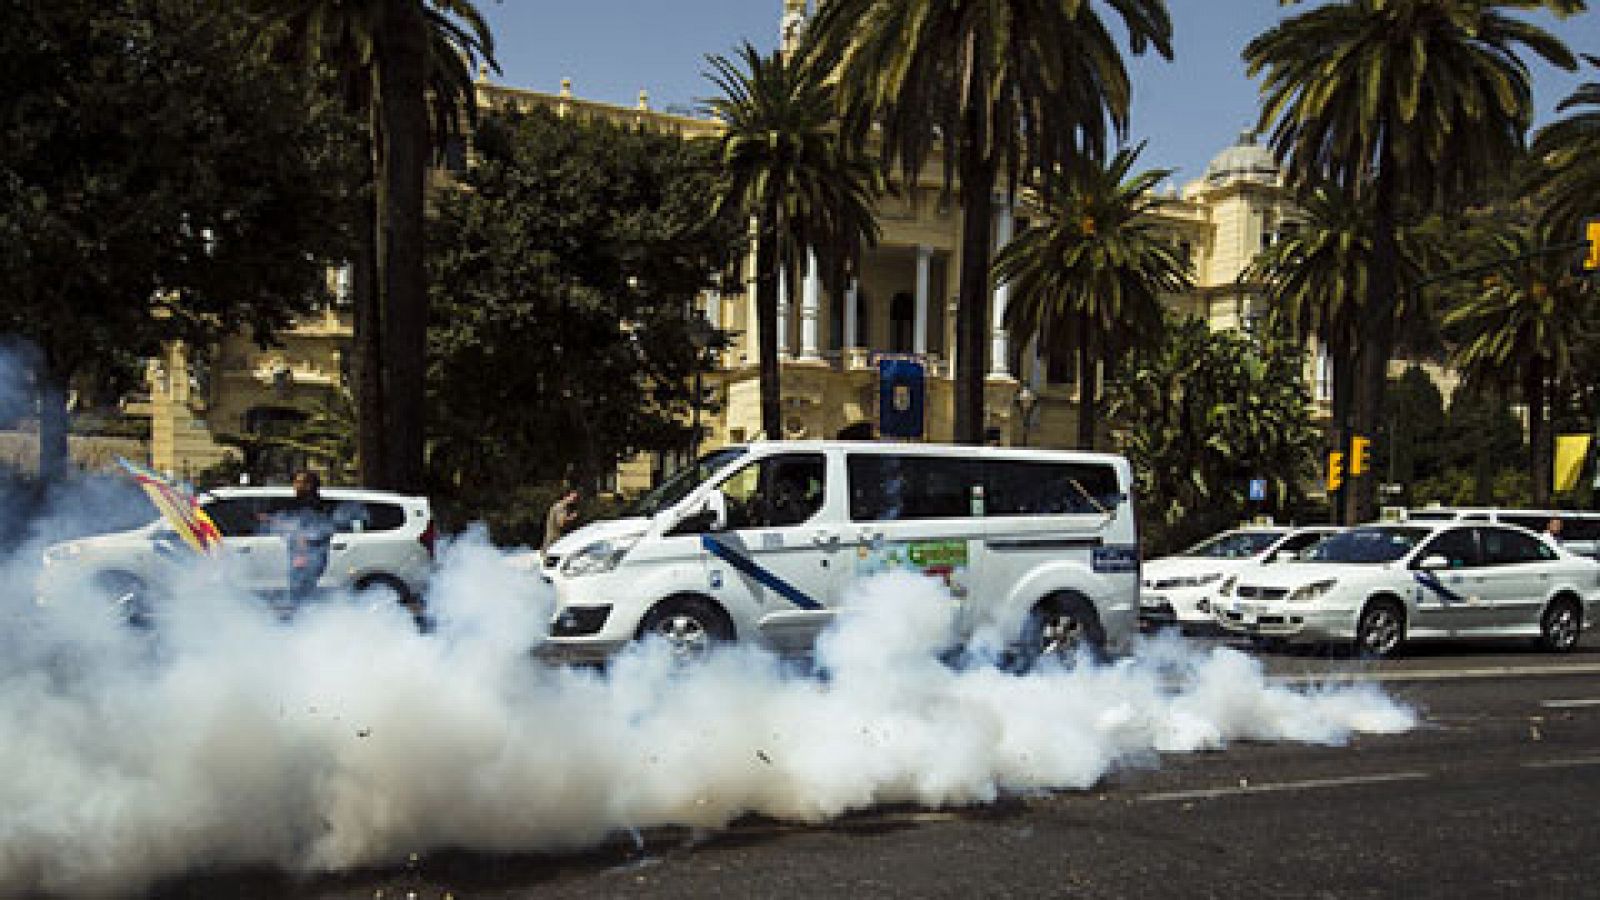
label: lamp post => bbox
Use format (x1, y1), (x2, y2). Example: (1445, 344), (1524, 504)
(1014, 385), (1039, 447)
(686, 308), (716, 460)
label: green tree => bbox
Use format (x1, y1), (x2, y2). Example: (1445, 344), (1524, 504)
(1531, 53), (1600, 241)
(993, 144), (1191, 450)
(426, 109), (740, 542)
(1245, 0), (1582, 523)
(703, 43), (880, 441)
(1107, 315), (1322, 555)
(1444, 222), (1599, 504)
(250, 0), (495, 491)
(803, 0), (1175, 444)
(0, 0), (358, 479)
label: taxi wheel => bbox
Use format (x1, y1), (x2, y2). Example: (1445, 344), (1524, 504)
(1538, 598), (1582, 652)
(1020, 593), (1107, 668)
(638, 596), (732, 662)
(1355, 600), (1405, 659)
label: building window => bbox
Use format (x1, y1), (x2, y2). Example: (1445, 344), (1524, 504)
(890, 291), (914, 353)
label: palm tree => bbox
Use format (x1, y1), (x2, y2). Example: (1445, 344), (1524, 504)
(703, 42), (880, 441)
(1245, 0), (1580, 523)
(251, 0), (495, 491)
(1531, 53), (1600, 242)
(992, 144), (1191, 450)
(802, 0), (1174, 444)
(1445, 223), (1598, 505)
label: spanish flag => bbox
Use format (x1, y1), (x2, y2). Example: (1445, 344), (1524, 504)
(117, 458), (223, 556)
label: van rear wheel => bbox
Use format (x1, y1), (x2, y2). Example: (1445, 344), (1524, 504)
(1019, 593), (1107, 669)
(637, 596), (732, 662)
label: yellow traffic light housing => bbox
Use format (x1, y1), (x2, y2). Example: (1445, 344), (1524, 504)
(1350, 435), (1372, 476)
(1585, 217), (1600, 272)
(1327, 451), (1345, 492)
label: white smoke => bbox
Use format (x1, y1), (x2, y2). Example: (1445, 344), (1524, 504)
(0, 509), (1417, 898)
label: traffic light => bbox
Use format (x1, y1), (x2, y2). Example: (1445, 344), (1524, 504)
(1350, 435), (1371, 476)
(1327, 451), (1345, 493)
(1585, 217), (1600, 272)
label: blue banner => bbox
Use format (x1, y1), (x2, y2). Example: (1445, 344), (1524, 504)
(878, 358), (926, 439)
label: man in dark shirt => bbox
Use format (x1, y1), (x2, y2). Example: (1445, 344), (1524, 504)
(279, 470), (334, 610)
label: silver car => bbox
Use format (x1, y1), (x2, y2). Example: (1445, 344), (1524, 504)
(1210, 522), (1600, 657)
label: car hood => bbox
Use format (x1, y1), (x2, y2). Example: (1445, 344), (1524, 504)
(1143, 556), (1259, 580)
(546, 516), (651, 557)
(1231, 561), (1390, 590)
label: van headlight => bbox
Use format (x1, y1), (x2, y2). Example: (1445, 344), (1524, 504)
(1287, 579), (1338, 604)
(561, 537), (638, 577)
(43, 542), (82, 566)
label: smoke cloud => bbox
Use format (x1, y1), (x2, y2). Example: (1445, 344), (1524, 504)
(0, 496), (1416, 898)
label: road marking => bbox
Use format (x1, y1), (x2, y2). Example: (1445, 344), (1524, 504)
(1269, 662), (1600, 685)
(1539, 697), (1600, 709)
(1521, 756), (1600, 770)
(1137, 771), (1430, 803)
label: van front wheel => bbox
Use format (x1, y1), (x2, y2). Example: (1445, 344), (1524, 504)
(637, 596), (732, 662)
(1019, 593), (1107, 669)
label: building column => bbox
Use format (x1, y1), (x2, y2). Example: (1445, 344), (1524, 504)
(844, 278), (860, 349)
(705, 271), (723, 331)
(989, 199), (1014, 380)
(914, 243), (932, 356)
(799, 248), (822, 361)
(745, 215), (760, 365)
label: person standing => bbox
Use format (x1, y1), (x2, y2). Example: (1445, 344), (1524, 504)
(542, 486), (581, 554)
(279, 470), (334, 610)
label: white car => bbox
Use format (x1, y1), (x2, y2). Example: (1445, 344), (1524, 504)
(40, 486), (436, 619)
(1140, 525), (1338, 630)
(1210, 521), (1600, 657)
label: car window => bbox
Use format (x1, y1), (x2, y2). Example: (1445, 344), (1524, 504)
(1304, 526), (1427, 563)
(1479, 526), (1555, 565)
(1276, 531), (1328, 556)
(327, 500), (405, 533)
(1184, 530), (1285, 559)
(722, 453), (826, 529)
(986, 459), (1122, 516)
(848, 454), (979, 521)
(204, 497), (266, 537)
(1416, 528), (1480, 569)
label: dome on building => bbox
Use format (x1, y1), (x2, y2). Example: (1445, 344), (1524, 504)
(1203, 130), (1280, 186)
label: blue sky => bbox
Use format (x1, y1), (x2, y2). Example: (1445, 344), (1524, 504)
(478, 1), (1597, 183)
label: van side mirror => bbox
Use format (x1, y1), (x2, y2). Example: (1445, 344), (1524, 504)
(1418, 555), (1449, 571)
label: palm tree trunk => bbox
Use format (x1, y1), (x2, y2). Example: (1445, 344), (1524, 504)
(36, 348), (71, 482)
(352, 174), (386, 486)
(1346, 204), (1399, 525)
(373, 5), (430, 493)
(954, 152), (995, 445)
(1330, 342), (1356, 525)
(1528, 356), (1550, 507)
(757, 227), (782, 441)
(1076, 314), (1096, 450)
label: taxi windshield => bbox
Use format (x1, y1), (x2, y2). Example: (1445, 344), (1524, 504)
(1182, 530), (1285, 559)
(1303, 526), (1429, 564)
(625, 447), (748, 518)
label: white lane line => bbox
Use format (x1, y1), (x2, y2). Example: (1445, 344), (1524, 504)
(1539, 698), (1600, 709)
(1137, 771), (1430, 803)
(1521, 757), (1600, 770)
(1270, 662), (1600, 685)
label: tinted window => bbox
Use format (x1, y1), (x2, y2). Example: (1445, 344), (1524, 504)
(848, 454), (980, 521)
(1305, 526), (1428, 564)
(722, 453), (826, 529)
(1277, 531), (1329, 556)
(1417, 528), (1480, 569)
(985, 460), (1122, 516)
(1182, 530), (1286, 559)
(329, 500), (405, 533)
(1479, 526), (1555, 565)
(204, 497), (264, 537)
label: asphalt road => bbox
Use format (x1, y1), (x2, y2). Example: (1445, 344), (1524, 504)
(145, 638), (1600, 900)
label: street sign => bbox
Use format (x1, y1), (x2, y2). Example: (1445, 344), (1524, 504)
(1248, 478), (1266, 501)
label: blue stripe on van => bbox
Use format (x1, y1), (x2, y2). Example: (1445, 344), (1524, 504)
(701, 535), (823, 610)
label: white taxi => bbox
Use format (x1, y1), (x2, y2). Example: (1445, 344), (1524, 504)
(1140, 525), (1337, 630)
(1210, 522), (1600, 657)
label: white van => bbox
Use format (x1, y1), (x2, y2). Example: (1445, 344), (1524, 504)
(538, 441), (1140, 665)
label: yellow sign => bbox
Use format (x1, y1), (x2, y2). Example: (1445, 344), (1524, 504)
(1327, 451), (1345, 492)
(1586, 218), (1600, 272)
(1554, 434), (1591, 492)
(1350, 435), (1371, 476)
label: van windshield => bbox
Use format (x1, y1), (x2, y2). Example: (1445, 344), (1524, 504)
(625, 447), (748, 518)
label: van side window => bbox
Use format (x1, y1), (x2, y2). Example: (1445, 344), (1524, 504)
(985, 460), (1122, 515)
(847, 455), (980, 521)
(721, 453), (826, 529)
